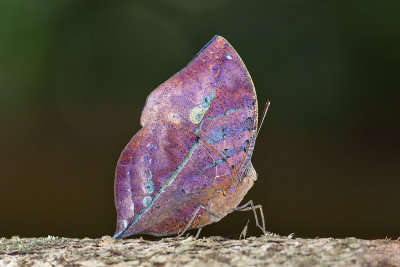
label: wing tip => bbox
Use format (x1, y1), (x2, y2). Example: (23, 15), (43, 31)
(186, 35), (228, 66)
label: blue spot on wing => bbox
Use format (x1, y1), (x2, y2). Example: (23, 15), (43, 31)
(209, 128), (224, 144)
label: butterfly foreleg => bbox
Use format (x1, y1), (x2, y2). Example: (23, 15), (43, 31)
(177, 205), (222, 239)
(231, 200), (268, 235)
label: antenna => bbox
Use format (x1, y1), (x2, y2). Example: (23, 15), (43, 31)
(255, 100), (271, 140)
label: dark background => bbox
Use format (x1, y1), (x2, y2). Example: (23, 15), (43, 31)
(1, 0), (399, 239)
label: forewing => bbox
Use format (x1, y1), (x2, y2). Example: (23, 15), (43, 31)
(140, 35), (258, 178)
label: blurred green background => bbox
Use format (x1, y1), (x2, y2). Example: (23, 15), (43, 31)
(1, 0), (399, 239)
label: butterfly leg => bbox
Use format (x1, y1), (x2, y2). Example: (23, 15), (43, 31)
(177, 205), (222, 238)
(195, 228), (202, 239)
(232, 200), (268, 235)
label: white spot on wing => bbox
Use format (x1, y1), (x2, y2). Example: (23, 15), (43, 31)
(189, 106), (206, 124)
(225, 53), (232, 60)
(143, 196), (152, 207)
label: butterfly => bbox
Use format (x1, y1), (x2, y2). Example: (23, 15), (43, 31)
(113, 35), (270, 238)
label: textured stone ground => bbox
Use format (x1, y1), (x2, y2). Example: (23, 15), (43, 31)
(0, 235), (399, 266)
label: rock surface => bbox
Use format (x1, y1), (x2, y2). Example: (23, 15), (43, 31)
(0, 235), (399, 266)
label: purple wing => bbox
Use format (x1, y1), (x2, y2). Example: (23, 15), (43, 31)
(140, 36), (258, 178)
(114, 120), (232, 238)
(114, 36), (258, 238)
